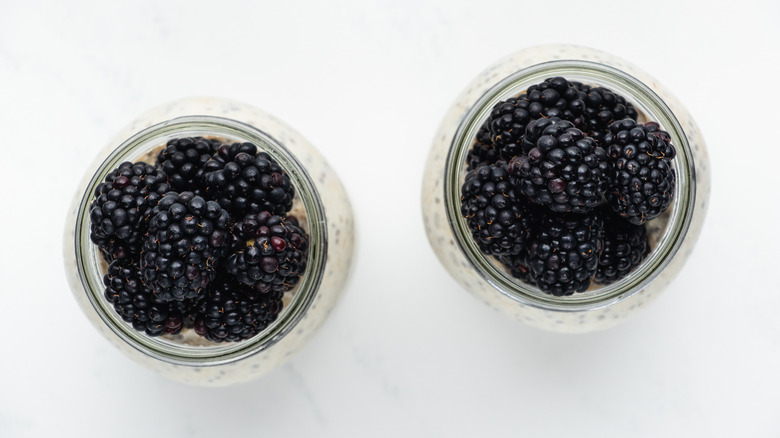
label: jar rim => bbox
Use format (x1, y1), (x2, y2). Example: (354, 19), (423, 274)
(73, 115), (328, 366)
(444, 59), (697, 311)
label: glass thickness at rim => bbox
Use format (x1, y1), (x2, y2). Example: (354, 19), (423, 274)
(444, 60), (696, 311)
(73, 115), (327, 366)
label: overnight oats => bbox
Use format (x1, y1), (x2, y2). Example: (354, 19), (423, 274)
(421, 45), (709, 332)
(65, 98), (355, 385)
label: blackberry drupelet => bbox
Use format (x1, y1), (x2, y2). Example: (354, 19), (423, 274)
(465, 125), (500, 171)
(201, 142), (295, 216)
(157, 137), (222, 192)
(140, 192), (232, 302)
(103, 259), (194, 336)
(89, 161), (170, 261)
(525, 211), (604, 296)
(485, 77), (587, 161)
(193, 278), (284, 342)
(460, 164), (536, 256)
(604, 119), (676, 225)
(594, 210), (650, 284)
(225, 212), (309, 294)
(509, 117), (609, 214)
(573, 83), (639, 143)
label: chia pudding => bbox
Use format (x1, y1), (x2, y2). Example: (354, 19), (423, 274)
(64, 97), (355, 385)
(421, 45), (709, 332)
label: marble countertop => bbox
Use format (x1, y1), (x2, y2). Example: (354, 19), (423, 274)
(1, 0), (778, 436)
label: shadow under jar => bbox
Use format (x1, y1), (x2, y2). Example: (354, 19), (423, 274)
(65, 98), (355, 385)
(421, 45), (709, 333)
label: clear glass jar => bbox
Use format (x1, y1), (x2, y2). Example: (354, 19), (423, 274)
(64, 97), (355, 385)
(421, 45), (710, 333)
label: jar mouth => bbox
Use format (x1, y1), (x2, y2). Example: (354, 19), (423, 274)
(73, 115), (328, 366)
(444, 60), (696, 312)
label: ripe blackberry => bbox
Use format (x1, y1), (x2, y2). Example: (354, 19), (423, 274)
(140, 192), (232, 302)
(526, 212), (604, 296)
(604, 119), (676, 225)
(89, 161), (170, 261)
(509, 117), (609, 214)
(201, 142), (295, 216)
(156, 137), (222, 192)
(103, 259), (195, 336)
(573, 83), (639, 142)
(460, 164), (535, 256)
(525, 77), (587, 128)
(225, 212), (309, 294)
(594, 211), (650, 284)
(485, 77), (587, 161)
(193, 278), (284, 342)
(485, 96), (536, 161)
(465, 125), (500, 171)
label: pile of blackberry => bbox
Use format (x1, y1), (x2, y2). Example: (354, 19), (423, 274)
(89, 137), (308, 342)
(461, 77), (672, 295)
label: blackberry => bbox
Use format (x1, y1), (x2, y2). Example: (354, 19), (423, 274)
(201, 142), (295, 216)
(485, 96), (535, 161)
(509, 117), (609, 214)
(193, 278), (284, 342)
(225, 212), (309, 294)
(604, 119), (676, 225)
(526, 212), (604, 296)
(524, 77), (587, 128)
(574, 82), (639, 142)
(465, 125), (500, 171)
(156, 137), (222, 192)
(140, 192), (232, 302)
(460, 164), (535, 256)
(485, 77), (586, 161)
(89, 161), (170, 261)
(103, 259), (195, 336)
(594, 211), (650, 284)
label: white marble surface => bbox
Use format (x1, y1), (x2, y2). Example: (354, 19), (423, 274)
(1, 0), (778, 436)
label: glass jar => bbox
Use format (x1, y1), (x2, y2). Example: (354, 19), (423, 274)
(421, 45), (710, 333)
(64, 97), (355, 385)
